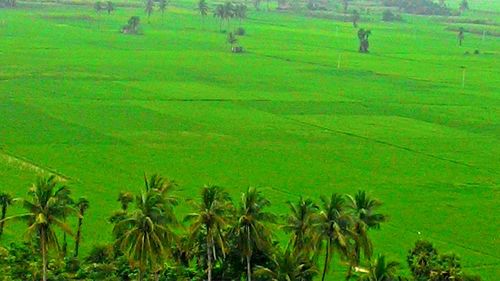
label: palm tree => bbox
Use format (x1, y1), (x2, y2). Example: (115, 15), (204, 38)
(198, 0), (209, 26)
(346, 191), (387, 280)
(0, 192), (14, 237)
(145, 0), (154, 23)
(105, 1), (114, 14)
(1, 176), (75, 281)
(356, 254), (400, 281)
(114, 207), (172, 281)
(357, 29), (371, 53)
(57, 187), (74, 257)
(74, 197), (90, 257)
(316, 193), (352, 281)
(281, 197), (318, 254)
(118, 191), (134, 211)
(223, 2), (235, 30)
(352, 9), (360, 28)
(255, 246), (318, 281)
(459, 0), (469, 14)
(214, 4), (225, 32)
(458, 27), (465, 46)
(227, 32), (238, 49)
(234, 4), (247, 26)
(159, 0), (168, 21)
(184, 185), (233, 281)
(233, 187), (276, 281)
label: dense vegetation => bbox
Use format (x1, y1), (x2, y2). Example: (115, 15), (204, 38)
(0, 0), (498, 280)
(0, 175), (482, 280)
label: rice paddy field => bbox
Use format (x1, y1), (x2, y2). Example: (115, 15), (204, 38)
(0, 0), (499, 279)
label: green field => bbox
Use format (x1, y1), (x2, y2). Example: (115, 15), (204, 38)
(0, 0), (499, 279)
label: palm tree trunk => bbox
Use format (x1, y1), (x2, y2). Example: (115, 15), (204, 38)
(0, 205), (7, 236)
(207, 235), (213, 281)
(246, 229), (252, 281)
(246, 254), (252, 281)
(41, 228), (48, 281)
(74, 217), (83, 257)
(321, 240), (330, 281)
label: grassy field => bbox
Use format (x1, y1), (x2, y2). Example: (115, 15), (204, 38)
(0, 0), (499, 279)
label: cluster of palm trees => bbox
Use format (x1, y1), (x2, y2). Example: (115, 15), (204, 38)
(212, 1), (247, 32)
(0, 173), (398, 281)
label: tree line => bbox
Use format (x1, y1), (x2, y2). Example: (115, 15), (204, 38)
(0, 174), (481, 281)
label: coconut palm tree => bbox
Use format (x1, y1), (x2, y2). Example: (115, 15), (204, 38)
(198, 0), (209, 26)
(1, 176), (75, 281)
(184, 185), (233, 281)
(346, 191), (387, 280)
(357, 29), (371, 53)
(0, 192), (14, 237)
(56, 187), (74, 257)
(459, 0), (469, 14)
(214, 4), (225, 32)
(159, 0), (168, 21)
(118, 191), (134, 211)
(316, 193), (352, 281)
(223, 2), (235, 29)
(352, 9), (360, 27)
(105, 1), (114, 14)
(233, 187), (276, 281)
(234, 4), (247, 26)
(356, 254), (400, 281)
(255, 246), (318, 281)
(281, 197), (318, 254)
(145, 0), (154, 22)
(114, 207), (172, 281)
(458, 27), (465, 46)
(74, 197), (90, 257)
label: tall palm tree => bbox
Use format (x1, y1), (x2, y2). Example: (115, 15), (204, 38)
(74, 197), (90, 257)
(118, 191), (134, 211)
(114, 207), (172, 281)
(281, 197), (318, 254)
(0, 192), (14, 237)
(346, 191), (387, 279)
(214, 4), (225, 32)
(184, 185), (233, 281)
(459, 0), (469, 14)
(159, 0), (168, 21)
(198, 0), (209, 26)
(356, 254), (400, 281)
(145, 0), (154, 23)
(57, 187), (74, 257)
(234, 4), (247, 26)
(1, 176), (74, 281)
(316, 193), (352, 281)
(255, 246), (318, 281)
(233, 187), (276, 281)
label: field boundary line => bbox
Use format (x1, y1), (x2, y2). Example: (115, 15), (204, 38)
(0, 148), (70, 182)
(279, 116), (498, 175)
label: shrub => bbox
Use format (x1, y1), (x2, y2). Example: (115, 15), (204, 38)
(383, 9), (402, 21)
(235, 27), (246, 36)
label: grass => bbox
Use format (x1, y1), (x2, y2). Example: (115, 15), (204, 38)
(0, 0), (499, 279)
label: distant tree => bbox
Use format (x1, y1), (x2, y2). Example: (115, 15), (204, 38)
(1, 176), (75, 281)
(214, 4), (225, 32)
(316, 193), (351, 281)
(0, 192), (14, 237)
(184, 185), (233, 281)
(253, 0), (262, 11)
(159, 0), (168, 20)
(255, 246), (318, 281)
(282, 197), (318, 254)
(233, 187), (276, 281)
(74, 197), (90, 258)
(439, 0), (446, 7)
(197, 0), (209, 25)
(94, 1), (103, 13)
(234, 4), (247, 26)
(117, 191), (134, 211)
(145, 0), (154, 22)
(105, 1), (114, 14)
(357, 254), (401, 281)
(458, 27), (465, 46)
(357, 28), (372, 53)
(342, 0), (350, 14)
(352, 9), (360, 27)
(383, 9), (402, 22)
(459, 0), (469, 14)
(223, 2), (235, 29)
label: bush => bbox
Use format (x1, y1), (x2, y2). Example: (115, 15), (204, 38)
(383, 9), (402, 21)
(235, 27), (246, 36)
